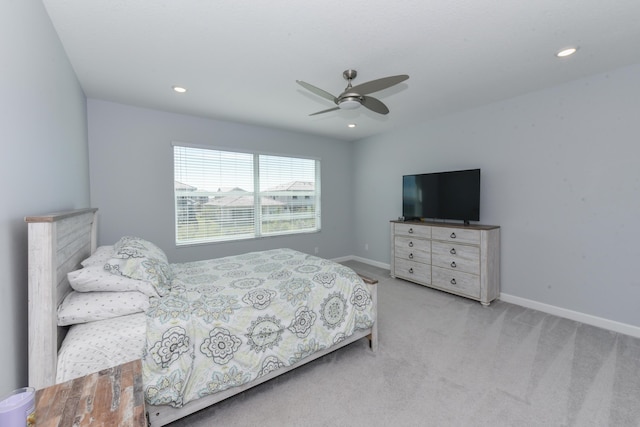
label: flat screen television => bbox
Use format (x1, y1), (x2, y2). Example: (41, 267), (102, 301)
(402, 168), (480, 224)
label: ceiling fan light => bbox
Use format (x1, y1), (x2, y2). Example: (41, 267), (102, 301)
(338, 98), (361, 110)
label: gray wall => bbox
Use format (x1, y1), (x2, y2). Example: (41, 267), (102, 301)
(0, 2), (90, 393)
(87, 99), (354, 262)
(352, 63), (640, 327)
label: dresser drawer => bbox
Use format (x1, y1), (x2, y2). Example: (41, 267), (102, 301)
(394, 223), (431, 239)
(394, 236), (430, 264)
(431, 241), (480, 275)
(432, 227), (480, 245)
(432, 266), (480, 298)
(394, 258), (431, 284)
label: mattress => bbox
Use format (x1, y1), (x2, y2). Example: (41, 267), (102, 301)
(56, 312), (146, 383)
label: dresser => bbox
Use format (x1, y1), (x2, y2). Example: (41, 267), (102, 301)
(390, 221), (500, 305)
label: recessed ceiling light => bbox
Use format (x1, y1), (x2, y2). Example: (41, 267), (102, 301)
(347, 123), (357, 128)
(556, 47), (578, 58)
(172, 85), (187, 93)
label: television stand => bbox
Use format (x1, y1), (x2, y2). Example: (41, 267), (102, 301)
(390, 220), (500, 305)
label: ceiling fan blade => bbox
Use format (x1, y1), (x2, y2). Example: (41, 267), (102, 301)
(361, 96), (389, 115)
(309, 106), (341, 116)
(349, 75), (409, 95)
(296, 80), (337, 103)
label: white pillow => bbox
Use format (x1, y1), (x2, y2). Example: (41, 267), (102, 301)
(68, 264), (160, 297)
(57, 291), (150, 326)
(80, 245), (114, 267)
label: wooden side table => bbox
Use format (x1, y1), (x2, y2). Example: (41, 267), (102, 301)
(35, 360), (146, 426)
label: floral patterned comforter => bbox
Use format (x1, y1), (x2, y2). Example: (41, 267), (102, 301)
(142, 248), (375, 407)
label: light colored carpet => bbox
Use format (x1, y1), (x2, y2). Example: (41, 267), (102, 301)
(172, 261), (640, 427)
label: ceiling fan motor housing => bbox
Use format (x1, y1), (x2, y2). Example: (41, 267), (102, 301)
(338, 70), (362, 109)
(338, 95), (362, 109)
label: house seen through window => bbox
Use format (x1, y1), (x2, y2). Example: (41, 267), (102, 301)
(174, 144), (321, 245)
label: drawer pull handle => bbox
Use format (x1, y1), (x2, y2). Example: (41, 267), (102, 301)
(408, 241), (414, 248)
(408, 228), (414, 234)
(409, 253), (414, 259)
(450, 248), (456, 255)
(450, 232), (456, 239)
(409, 268), (414, 274)
(451, 261), (457, 268)
(450, 278), (457, 285)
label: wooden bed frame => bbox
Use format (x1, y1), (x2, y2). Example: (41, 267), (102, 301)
(26, 208), (378, 426)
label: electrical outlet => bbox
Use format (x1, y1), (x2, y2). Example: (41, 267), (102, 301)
(314, 247), (319, 254)
(365, 243), (369, 251)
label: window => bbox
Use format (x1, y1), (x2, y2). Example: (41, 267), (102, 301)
(173, 144), (321, 246)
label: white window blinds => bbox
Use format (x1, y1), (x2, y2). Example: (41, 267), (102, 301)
(174, 144), (320, 245)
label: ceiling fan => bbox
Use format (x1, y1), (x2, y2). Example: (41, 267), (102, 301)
(296, 70), (409, 116)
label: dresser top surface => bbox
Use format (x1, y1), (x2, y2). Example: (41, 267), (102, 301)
(391, 220), (500, 230)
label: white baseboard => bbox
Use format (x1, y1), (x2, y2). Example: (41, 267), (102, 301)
(500, 293), (640, 339)
(334, 254), (640, 339)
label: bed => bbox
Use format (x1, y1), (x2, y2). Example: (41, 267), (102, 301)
(26, 208), (377, 426)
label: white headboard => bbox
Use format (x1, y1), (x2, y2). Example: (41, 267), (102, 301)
(25, 208), (98, 390)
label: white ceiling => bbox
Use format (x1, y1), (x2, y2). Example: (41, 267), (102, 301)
(42, 0), (640, 142)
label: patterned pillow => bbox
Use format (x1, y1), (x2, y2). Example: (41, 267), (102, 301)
(105, 236), (172, 296)
(57, 291), (150, 326)
(112, 236), (168, 262)
(68, 264), (160, 297)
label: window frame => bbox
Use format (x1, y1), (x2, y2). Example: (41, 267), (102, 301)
(173, 142), (321, 247)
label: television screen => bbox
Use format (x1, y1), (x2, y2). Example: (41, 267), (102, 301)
(402, 169), (480, 223)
